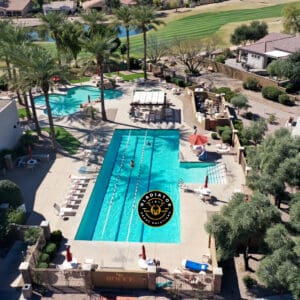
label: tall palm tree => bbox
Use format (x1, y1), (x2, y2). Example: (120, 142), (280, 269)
(82, 33), (119, 121)
(39, 12), (67, 65)
(60, 20), (84, 68)
(81, 10), (107, 36)
(12, 45), (67, 151)
(132, 6), (164, 81)
(113, 6), (134, 71)
(282, 4), (300, 34)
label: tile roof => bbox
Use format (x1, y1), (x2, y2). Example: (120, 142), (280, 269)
(82, 0), (105, 9)
(120, 0), (137, 5)
(239, 33), (300, 55)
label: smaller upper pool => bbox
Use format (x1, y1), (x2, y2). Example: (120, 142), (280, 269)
(34, 86), (123, 117)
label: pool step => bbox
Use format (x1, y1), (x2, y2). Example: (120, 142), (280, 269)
(206, 163), (227, 184)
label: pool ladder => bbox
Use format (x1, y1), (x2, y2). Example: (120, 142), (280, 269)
(101, 130), (132, 239)
(126, 130), (148, 242)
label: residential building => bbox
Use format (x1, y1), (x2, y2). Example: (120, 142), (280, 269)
(0, 100), (22, 151)
(238, 33), (300, 70)
(43, 1), (76, 15)
(0, 0), (32, 16)
(82, 0), (105, 11)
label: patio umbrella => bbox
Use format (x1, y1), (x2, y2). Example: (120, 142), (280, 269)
(142, 245), (146, 260)
(66, 245), (72, 262)
(204, 175), (209, 188)
(189, 134), (208, 146)
(28, 146), (32, 160)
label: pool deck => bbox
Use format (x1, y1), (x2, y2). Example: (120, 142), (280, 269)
(5, 79), (245, 275)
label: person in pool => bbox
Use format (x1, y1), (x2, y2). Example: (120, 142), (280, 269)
(130, 160), (135, 168)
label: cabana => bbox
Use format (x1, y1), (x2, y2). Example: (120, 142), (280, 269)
(132, 90), (166, 105)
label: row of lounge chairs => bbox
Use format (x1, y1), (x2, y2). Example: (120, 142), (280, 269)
(53, 176), (90, 218)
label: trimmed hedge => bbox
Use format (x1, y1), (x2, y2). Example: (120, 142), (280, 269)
(37, 262), (49, 269)
(44, 243), (57, 259)
(39, 253), (50, 264)
(261, 86), (283, 101)
(0, 180), (23, 208)
(50, 230), (63, 247)
(211, 132), (219, 140)
(213, 87), (236, 102)
(278, 93), (293, 106)
(243, 78), (261, 92)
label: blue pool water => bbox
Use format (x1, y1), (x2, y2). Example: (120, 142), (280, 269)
(34, 86), (122, 117)
(76, 129), (219, 243)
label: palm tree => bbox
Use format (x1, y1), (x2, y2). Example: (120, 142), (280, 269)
(113, 6), (134, 71)
(39, 12), (67, 65)
(12, 45), (67, 151)
(282, 4), (300, 34)
(82, 33), (119, 121)
(60, 20), (84, 68)
(81, 10), (107, 36)
(132, 6), (164, 81)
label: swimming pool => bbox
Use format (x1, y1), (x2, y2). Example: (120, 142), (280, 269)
(76, 129), (220, 243)
(34, 86), (123, 117)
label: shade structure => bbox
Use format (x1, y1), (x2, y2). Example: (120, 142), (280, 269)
(204, 175), (209, 188)
(66, 245), (72, 262)
(142, 245), (146, 260)
(189, 134), (208, 146)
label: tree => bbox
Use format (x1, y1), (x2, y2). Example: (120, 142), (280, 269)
(257, 224), (300, 299)
(230, 94), (249, 115)
(243, 119), (268, 145)
(60, 20), (84, 68)
(246, 128), (300, 207)
(171, 38), (205, 75)
(282, 3), (300, 34)
(39, 12), (67, 65)
(82, 32), (119, 121)
(12, 45), (67, 151)
(205, 192), (280, 271)
(113, 6), (134, 71)
(230, 21), (268, 45)
(81, 10), (107, 36)
(290, 194), (300, 232)
(132, 6), (164, 81)
(147, 35), (169, 64)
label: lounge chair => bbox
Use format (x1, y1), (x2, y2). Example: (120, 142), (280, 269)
(182, 259), (209, 272)
(70, 175), (90, 181)
(53, 203), (76, 217)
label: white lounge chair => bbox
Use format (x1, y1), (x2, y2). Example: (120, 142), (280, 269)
(53, 203), (76, 217)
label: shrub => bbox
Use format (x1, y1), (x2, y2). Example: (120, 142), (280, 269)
(262, 86), (283, 101)
(24, 227), (42, 245)
(37, 262), (48, 269)
(50, 230), (63, 246)
(216, 125), (231, 137)
(164, 75), (171, 83)
(39, 253), (50, 263)
(213, 87), (236, 102)
(211, 132), (219, 140)
(278, 93), (293, 106)
(44, 243), (57, 259)
(233, 119), (244, 132)
(221, 130), (232, 144)
(170, 77), (185, 87)
(267, 113), (277, 124)
(243, 78), (261, 91)
(243, 275), (257, 288)
(0, 180), (23, 208)
(215, 55), (225, 64)
(7, 209), (26, 225)
(19, 131), (39, 149)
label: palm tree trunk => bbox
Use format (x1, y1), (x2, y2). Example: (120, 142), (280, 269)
(99, 63), (107, 121)
(16, 90), (24, 105)
(28, 89), (41, 135)
(43, 90), (57, 151)
(5, 58), (12, 80)
(22, 91), (32, 120)
(143, 29), (147, 81)
(126, 27), (130, 71)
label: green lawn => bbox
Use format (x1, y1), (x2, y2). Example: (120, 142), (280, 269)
(43, 126), (80, 155)
(106, 72), (144, 81)
(70, 76), (91, 84)
(18, 108), (27, 119)
(128, 2), (294, 54)
(36, 2), (295, 58)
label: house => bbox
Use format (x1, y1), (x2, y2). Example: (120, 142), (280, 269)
(0, 100), (22, 151)
(43, 1), (76, 15)
(238, 33), (300, 70)
(0, 0), (32, 16)
(120, 0), (137, 5)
